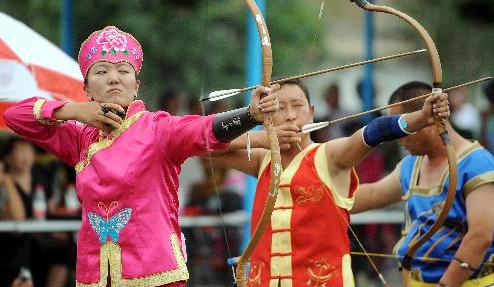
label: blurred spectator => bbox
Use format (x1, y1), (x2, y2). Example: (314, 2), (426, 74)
(182, 97), (243, 283)
(309, 116), (331, 143)
(206, 100), (229, 115)
(157, 86), (183, 115)
(351, 81), (400, 284)
(187, 97), (202, 115)
(450, 87), (480, 139)
(0, 158), (25, 221)
(357, 79), (383, 120)
(353, 80), (387, 181)
(182, 157), (239, 285)
(323, 83), (350, 139)
(179, 97), (242, 284)
(178, 96), (209, 214)
(481, 79), (494, 154)
(0, 136), (74, 287)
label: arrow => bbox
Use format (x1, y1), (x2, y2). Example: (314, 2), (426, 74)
(201, 49), (427, 102)
(302, 76), (493, 133)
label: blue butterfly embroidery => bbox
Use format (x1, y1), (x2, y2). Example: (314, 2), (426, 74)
(88, 208), (132, 244)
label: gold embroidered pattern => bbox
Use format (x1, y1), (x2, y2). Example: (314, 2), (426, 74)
(248, 261), (265, 286)
(75, 111), (145, 173)
(409, 202), (444, 245)
(33, 98), (64, 126)
(306, 258), (339, 287)
(293, 185), (324, 204)
(76, 233), (188, 287)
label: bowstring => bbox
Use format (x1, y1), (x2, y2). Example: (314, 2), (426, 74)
(198, 0), (236, 282)
(292, 0), (327, 131)
(294, 1), (388, 285)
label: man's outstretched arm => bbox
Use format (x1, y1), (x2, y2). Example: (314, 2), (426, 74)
(350, 167), (403, 214)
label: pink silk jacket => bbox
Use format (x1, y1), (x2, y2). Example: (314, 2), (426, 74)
(4, 97), (228, 286)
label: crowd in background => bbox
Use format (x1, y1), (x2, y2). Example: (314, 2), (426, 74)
(1, 79), (493, 286)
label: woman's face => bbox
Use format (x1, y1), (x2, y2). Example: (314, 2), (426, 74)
(85, 61), (140, 109)
(6, 142), (35, 174)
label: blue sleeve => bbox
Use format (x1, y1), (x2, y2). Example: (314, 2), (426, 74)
(459, 148), (494, 197)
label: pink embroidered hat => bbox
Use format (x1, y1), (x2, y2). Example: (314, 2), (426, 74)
(78, 26), (143, 78)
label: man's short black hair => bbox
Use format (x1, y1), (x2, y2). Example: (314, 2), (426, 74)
(275, 78), (311, 105)
(388, 81), (432, 113)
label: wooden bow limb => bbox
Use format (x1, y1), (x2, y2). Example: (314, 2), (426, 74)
(234, 1), (282, 286)
(201, 49), (426, 102)
(301, 77), (492, 134)
(350, 1), (458, 286)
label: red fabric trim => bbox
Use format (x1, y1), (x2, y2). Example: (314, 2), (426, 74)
(269, 275), (293, 279)
(0, 39), (20, 61)
(0, 102), (15, 132)
(270, 252), (292, 256)
(28, 64), (86, 102)
(271, 228), (292, 233)
(273, 206), (292, 210)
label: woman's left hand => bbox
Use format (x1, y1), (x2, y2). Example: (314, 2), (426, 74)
(249, 84), (280, 123)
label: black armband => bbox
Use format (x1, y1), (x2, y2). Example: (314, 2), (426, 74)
(212, 106), (261, 143)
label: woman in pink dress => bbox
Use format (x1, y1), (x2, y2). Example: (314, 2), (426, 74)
(4, 26), (278, 287)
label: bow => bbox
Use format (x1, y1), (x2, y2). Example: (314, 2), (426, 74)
(350, 1), (458, 286)
(234, 1), (282, 286)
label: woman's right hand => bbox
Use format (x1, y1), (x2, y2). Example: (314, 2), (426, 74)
(258, 124), (302, 150)
(275, 124), (302, 150)
(55, 102), (125, 133)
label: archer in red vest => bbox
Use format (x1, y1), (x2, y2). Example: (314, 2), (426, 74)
(212, 78), (450, 287)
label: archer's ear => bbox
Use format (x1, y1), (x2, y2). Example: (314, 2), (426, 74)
(310, 105), (315, 116)
(135, 79), (141, 91)
(84, 85), (92, 101)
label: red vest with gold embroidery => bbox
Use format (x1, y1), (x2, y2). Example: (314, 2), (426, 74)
(248, 144), (358, 287)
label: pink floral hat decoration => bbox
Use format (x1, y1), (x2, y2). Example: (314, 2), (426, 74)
(78, 26), (143, 78)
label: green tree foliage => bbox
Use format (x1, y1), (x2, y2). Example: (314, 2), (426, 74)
(1, 0), (325, 109)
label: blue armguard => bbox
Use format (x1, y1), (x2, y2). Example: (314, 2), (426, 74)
(362, 115), (411, 147)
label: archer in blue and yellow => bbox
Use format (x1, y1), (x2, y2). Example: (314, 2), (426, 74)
(352, 81), (494, 287)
